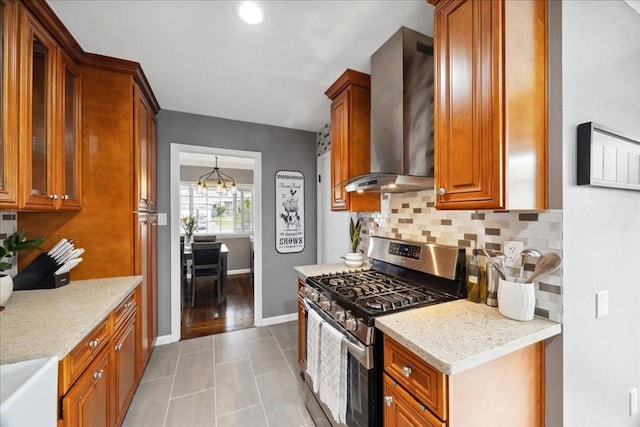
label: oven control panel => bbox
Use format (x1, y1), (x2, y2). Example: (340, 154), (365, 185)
(388, 242), (421, 260)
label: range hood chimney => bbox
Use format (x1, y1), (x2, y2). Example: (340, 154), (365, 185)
(345, 27), (435, 194)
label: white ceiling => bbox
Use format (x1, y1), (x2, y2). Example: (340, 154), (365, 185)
(47, 0), (434, 132)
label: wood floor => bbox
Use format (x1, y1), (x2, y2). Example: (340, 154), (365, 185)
(181, 273), (254, 340)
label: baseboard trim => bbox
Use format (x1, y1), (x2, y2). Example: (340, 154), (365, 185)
(154, 335), (175, 346)
(260, 312), (297, 326)
(228, 268), (251, 276)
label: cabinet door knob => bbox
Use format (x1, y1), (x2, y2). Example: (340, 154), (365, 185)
(50, 193), (59, 200)
(88, 338), (100, 348)
(384, 395), (393, 407)
(401, 365), (412, 377)
(93, 370), (104, 379)
(437, 187), (446, 196)
(115, 343), (123, 351)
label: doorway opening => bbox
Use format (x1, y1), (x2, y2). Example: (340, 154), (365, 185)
(170, 144), (262, 342)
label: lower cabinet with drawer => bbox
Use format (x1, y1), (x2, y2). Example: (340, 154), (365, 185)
(59, 286), (140, 427)
(382, 335), (545, 426)
(62, 345), (113, 427)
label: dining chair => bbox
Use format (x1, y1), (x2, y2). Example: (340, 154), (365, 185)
(190, 241), (223, 307)
(192, 234), (217, 242)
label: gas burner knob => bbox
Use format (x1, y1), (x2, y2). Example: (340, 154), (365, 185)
(335, 310), (346, 322)
(345, 315), (358, 332)
(320, 299), (332, 311)
(306, 288), (319, 302)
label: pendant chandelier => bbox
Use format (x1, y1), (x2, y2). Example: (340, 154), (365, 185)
(196, 156), (237, 194)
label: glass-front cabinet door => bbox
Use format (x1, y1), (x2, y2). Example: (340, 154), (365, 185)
(19, 8), (58, 210)
(58, 52), (81, 210)
(0, 0), (18, 209)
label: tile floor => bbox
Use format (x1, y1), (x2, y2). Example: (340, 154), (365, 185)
(123, 321), (312, 427)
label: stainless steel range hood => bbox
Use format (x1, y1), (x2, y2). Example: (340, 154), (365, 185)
(345, 27), (435, 194)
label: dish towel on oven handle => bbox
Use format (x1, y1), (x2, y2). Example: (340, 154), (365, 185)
(306, 308), (324, 393)
(319, 322), (348, 425)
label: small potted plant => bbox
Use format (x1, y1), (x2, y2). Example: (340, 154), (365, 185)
(0, 231), (44, 309)
(344, 217), (364, 268)
(180, 215), (196, 242)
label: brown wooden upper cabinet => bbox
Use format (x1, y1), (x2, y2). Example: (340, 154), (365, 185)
(57, 51), (82, 210)
(430, 0), (548, 210)
(0, 0), (19, 208)
(0, 2), (82, 211)
(134, 84), (157, 212)
(325, 69), (380, 212)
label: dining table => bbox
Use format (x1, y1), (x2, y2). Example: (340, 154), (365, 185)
(183, 243), (229, 303)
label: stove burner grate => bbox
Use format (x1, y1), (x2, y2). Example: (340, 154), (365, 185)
(315, 270), (454, 313)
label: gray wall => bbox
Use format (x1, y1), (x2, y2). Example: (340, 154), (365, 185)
(157, 110), (317, 335)
(561, 1), (640, 425)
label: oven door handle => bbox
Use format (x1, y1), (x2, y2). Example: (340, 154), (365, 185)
(341, 336), (366, 359)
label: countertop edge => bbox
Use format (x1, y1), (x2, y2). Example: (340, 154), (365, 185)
(376, 321), (562, 375)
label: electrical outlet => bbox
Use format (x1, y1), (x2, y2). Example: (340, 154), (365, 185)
(503, 241), (524, 267)
(630, 388), (638, 416)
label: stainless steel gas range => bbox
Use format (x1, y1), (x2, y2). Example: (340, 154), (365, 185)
(302, 237), (466, 427)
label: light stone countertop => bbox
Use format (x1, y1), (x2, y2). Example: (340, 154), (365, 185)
(375, 299), (562, 375)
(294, 262), (370, 279)
(0, 276), (142, 365)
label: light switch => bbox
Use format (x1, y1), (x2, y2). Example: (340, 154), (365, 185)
(631, 388), (638, 416)
(158, 213), (167, 226)
(596, 291), (608, 318)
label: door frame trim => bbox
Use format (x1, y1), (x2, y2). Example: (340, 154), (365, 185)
(169, 143), (263, 342)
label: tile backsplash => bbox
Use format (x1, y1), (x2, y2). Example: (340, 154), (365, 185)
(316, 123), (331, 157)
(0, 211), (18, 277)
(358, 191), (563, 322)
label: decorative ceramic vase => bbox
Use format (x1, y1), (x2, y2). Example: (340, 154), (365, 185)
(344, 252), (364, 268)
(0, 274), (13, 309)
(186, 234), (193, 244)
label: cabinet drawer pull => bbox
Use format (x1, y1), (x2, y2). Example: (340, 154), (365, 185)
(50, 193), (59, 200)
(401, 365), (412, 378)
(88, 338), (100, 348)
(93, 370), (104, 380)
(115, 343), (123, 351)
(384, 395), (393, 407)
(420, 404), (426, 412)
(125, 301), (134, 309)
(437, 187), (446, 196)
(62, 194), (70, 200)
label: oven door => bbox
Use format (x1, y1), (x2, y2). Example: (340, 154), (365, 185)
(303, 302), (381, 427)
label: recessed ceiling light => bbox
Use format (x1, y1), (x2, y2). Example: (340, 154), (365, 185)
(234, 1), (264, 25)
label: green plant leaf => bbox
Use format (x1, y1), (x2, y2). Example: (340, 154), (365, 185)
(0, 231), (44, 271)
(349, 218), (363, 252)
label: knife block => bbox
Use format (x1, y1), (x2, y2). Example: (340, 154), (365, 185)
(33, 271), (71, 289)
(12, 253), (66, 290)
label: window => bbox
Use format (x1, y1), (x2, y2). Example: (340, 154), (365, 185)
(179, 182), (253, 234)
